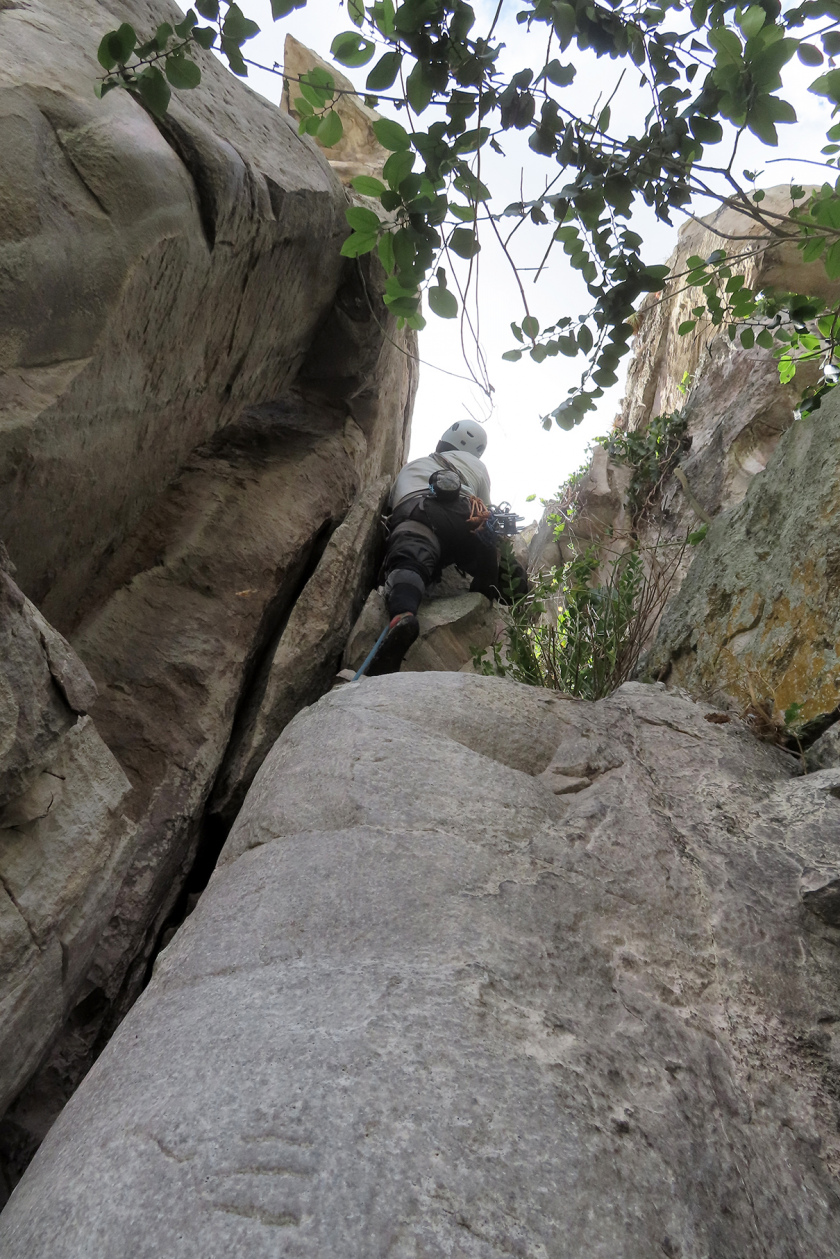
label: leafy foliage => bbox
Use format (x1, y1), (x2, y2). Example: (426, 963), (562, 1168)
(473, 535), (686, 698)
(94, 0), (840, 421)
(596, 409), (690, 510)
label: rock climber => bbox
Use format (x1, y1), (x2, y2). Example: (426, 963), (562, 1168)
(366, 420), (527, 676)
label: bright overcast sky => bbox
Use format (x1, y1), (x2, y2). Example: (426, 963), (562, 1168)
(236, 0), (831, 519)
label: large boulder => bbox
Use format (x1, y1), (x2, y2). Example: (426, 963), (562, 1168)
(646, 387), (840, 729)
(0, 0), (417, 1188)
(0, 551), (134, 1122)
(0, 0), (347, 629)
(3, 673), (840, 1256)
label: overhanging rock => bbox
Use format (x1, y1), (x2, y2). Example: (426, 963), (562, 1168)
(3, 674), (840, 1257)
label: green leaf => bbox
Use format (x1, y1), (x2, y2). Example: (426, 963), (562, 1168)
(737, 5), (765, 36)
(193, 26), (217, 49)
(351, 175), (387, 196)
(366, 51), (402, 90)
(383, 148), (415, 189)
(133, 66), (171, 117)
(553, 2), (576, 50)
(346, 205), (381, 232)
(340, 231), (378, 258)
(577, 325), (593, 353)
(597, 104), (611, 132)
(223, 3), (260, 43)
(349, 0), (365, 27)
(378, 232), (396, 274)
(678, 319), (697, 334)
(393, 228), (416, 272)
(825, 238), (840, 280)
(270, 0), (307, 15)
(740, 327), (755, 349)
(545, 59), (575, 86)
(778, 356), (796, 384)
(429, 286), (458, 318)
(756, 329), (774, 349)
(317, 110), (343, 148)
(372, 117), (411, 151)
(330, 31), (375, 67)
(384, 294), (420, 316)
(98, 23), (137, 70)
(809, 68), (840, 104)
(784, 701), (804, 727)
(502, 349), (523, 362)
(406, 60), (436, 113)
(690, 115), (723, 144)
(174, 10), (198, 38)
(688, 523), (708, 545)
(522, 315), (540, 339)
(165, 54), (201, 89)
(798, 42), (824, 67)
(298, 68), (335, 108)
(449, 227), (480, 259)
(196, 0), (219, 16)
(802, 235), (826, 263)
(294, 96), (314, 116)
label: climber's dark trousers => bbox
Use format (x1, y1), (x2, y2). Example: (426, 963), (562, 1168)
(382, 493), (500, 618)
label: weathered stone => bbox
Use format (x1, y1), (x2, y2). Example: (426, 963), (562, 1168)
(3, 675), (840, 1257)
(209, 476), (392, 827)
(0, 550), (136, 1125)
(647, 389), (840, 726)
(0, 714), (134, 1119)
(343, 579), (497, 675)
(0, 550), (99, 803)
(807, 723), (840, 772)
(281, 35), (389, 184)
(529, 443), (634, 574)
(0, 0), (348, 627)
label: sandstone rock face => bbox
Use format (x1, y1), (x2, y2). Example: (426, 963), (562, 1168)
(343, 578), (497, 676)
(0, 1), (417, 1189)
(0, 554), (134, 1123)
(209, 475), (393, 827)
(3, 673), (840, 1257)
(647, 388), (840, 728)
(282, 34), (389, 184)
(0, 0), (347, 628)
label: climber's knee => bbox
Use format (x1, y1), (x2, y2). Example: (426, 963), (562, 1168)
(384, 568), (425, 617)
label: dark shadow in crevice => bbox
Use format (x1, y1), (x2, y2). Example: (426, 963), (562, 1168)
(139, 514), (339, 989)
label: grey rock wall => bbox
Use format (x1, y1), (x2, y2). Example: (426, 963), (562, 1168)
(0, 0), (416, 1190)
(0, 553), (134, 1122)
(647, 386), (840, 730)
(3, 674), (840, 1257)
(0, 0), (347, 629)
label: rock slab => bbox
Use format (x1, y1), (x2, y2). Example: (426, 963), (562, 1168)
(647, 387), (840, 725)
(3, 675), (840, 1257)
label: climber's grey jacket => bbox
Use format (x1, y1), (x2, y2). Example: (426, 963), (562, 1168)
(390, 450), (491, 511)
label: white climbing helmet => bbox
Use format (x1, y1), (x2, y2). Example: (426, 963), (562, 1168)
(439, 420), (488, 458)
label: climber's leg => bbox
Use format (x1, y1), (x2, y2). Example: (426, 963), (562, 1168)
(367, 519), (440, 676)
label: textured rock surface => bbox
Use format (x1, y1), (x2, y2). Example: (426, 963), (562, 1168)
(343, 578), (497, 675)
(0, 554), (134, 1121)
(0, 0), (416, 1185)
(647, 388), (840, 726)
(808, 725), (840, 772)
(529, 443), (633, 574)
(281, 35), (389, 183)
(0, 0), (347, 628)
(209, 476), (392, 827)
(4, 674), (840, 1257)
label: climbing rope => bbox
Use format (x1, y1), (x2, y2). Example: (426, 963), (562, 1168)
(466, 495), (492, 530)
